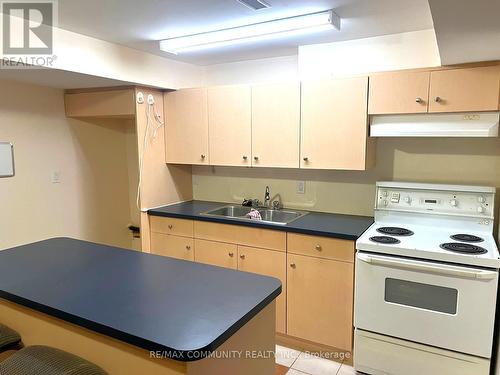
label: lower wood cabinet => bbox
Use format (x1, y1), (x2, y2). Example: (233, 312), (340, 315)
(149, 215), (355, 350)
(287, 253), (354, 351)
(238, 246), (286, 334)
(150, 232), (194, 261)
(194, 239), (237, 269)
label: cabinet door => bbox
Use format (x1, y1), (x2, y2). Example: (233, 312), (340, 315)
(368, 71), (430, 114)
(208, 85), (251, 166)
(194, 239), (237, 269)
(164, 88), (209, 165)
(301, 77), (372, 170)
(429, 66), (500, 113)
(238, 246), (286, 334)
(251, 82), (300, 168)
(287, 254), (354, 350)
(150, 233), (194, 261)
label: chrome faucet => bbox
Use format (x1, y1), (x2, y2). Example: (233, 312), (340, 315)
(264, 186), (271, 208)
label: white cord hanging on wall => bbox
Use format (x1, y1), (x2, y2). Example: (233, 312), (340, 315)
(136, 91), (164, 211)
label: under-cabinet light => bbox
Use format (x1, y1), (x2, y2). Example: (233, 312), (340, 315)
(159, 10), (340, 54)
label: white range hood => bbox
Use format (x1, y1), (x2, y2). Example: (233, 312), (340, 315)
(370, 112), (499, 137)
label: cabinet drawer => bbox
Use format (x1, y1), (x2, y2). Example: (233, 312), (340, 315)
(287, 233), (354, 262)
(150, 216), (193, 237)
(238, 246), (286, 334)
(194, 221), (286, 251)
(194, 239), (237, 269)
(150, 233), (194, 261)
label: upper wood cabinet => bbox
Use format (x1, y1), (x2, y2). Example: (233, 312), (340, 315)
(301, 76), (374, 170)
(164, 88), (209, 165)
(64, 89), (136, 118)
(251, 82), (300, 168)
(208, 85), (252, 166)
(368, 71), (430, 114)
(428, 66), (500, 113)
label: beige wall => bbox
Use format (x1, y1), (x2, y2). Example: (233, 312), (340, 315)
(0, 79), (137, 250)
(193, 137), (500, 217)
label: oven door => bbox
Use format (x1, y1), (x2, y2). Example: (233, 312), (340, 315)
(355, 251), (498, 358)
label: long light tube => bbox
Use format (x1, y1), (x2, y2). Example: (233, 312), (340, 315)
(160, 10), (340, 54)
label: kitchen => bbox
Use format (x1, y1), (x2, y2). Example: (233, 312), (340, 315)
(0, 0), (499, 374)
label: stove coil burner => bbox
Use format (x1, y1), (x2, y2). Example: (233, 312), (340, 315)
(369, 236), (401, 244)
(440, 242), (488, 254)
(450, 234), (484, 243)
(376, 227), (414, 236)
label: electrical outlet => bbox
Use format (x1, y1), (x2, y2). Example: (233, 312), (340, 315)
(51, 171), (61, 184)
(297, 181), (305, 194)
(147, 94), (155, 105)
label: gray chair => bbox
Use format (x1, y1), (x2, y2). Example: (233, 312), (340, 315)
(0, 346), (107, 375)
(0, 324), (21, 351)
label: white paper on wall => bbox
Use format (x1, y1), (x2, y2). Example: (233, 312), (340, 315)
(0, 142), (14, 177)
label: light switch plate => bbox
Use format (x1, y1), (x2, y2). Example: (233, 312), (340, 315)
(51, 171), (61, 183)
(297, 181), (305, 194)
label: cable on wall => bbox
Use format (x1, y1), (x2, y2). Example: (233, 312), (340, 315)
(136, 93), (164, 211)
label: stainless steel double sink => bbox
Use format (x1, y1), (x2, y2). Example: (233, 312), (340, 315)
(201, 205), (308, 225)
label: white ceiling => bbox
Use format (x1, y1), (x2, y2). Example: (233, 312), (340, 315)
(57, 0), (434, 66)
(0, 68), (135, 89)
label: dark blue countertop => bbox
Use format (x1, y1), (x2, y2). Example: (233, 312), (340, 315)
(149, 200), (373, 240)
(0, 238), (281, 361)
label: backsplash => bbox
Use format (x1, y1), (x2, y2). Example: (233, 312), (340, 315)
(192, 137), (500, 217)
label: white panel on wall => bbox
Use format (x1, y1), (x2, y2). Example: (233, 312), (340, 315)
(298, 29), (441, 80)
(0, 142), (14, 177)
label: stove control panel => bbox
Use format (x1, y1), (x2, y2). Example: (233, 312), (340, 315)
(376, 183), (495, 219)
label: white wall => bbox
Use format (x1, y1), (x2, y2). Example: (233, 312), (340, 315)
(52, 28), (203, 90)
(0, 79), (137, 250)
(201, 30), (441, 85)
(298, 29), (441, 79)
(203, 55), (299, 86)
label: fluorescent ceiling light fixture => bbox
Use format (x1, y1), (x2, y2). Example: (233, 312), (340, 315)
(160, 10), (340, 54)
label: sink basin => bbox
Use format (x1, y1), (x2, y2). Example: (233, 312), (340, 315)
(201, 205), (308, 225)
(257, 209), (306, 224)
(203, 205), (252, 218)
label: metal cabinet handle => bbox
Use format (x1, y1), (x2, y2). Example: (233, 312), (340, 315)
(303, 157), (309, 162)
(254, 156), (259, 161)
(186, 245), (191, 250)
(228, 252), (234, 257)
(315, 244), (322, 251)
(242, 155), (248, 160)
(434, 96), (442, 103)
(290, 263), (296, 268)
(168, 225), (173, 230)
(240, 254), (245, 259)
(415, 97), (422, 103)
(201, 154), (206, 159)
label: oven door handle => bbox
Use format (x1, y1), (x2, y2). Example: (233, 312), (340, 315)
(357, 253), (497, 280)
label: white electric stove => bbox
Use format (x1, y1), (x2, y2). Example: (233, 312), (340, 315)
(354, 182), (500, 375)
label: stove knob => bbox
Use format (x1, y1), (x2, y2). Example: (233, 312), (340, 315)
(477, 206), (485, 214)
(404, 196), (412, 204)
(450, 199), (458, 207)
(382, 191), (388, 197)
(478, 196), (486, 203)
(382, 200), (388, 207)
